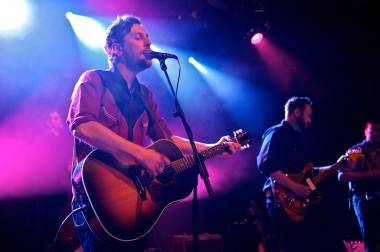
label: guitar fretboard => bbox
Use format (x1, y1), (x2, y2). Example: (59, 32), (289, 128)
(169, 144), (228, 174)
(313, 159), (346, 185)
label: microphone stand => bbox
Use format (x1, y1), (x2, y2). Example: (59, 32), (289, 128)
(158, 59), (213, 252)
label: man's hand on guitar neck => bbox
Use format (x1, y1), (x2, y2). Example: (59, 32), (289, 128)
(170, 135), (242, 155)
(214, 135), (243, 155)
(138, 132), (244, 175)
(270, 171), (311, 198)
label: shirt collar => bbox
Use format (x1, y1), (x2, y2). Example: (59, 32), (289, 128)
(109, 65), (140, 94)
(281, 120), (292, 129)
(281, 120), (301, 134)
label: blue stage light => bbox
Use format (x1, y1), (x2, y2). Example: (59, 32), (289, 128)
(65, 12), (105, 50)
(188, 57), (207, 74)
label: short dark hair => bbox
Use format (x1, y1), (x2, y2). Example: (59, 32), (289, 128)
(104, 15), (141, 55)
(365, 119), (380, 130)
(284, 96), (313, 116)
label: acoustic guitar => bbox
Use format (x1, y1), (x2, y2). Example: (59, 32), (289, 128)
(72, 130), (251, 243)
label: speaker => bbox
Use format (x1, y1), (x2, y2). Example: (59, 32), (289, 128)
(172, 233), (223, 252)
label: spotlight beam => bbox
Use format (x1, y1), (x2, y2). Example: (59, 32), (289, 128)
(66, 12), (105, 50)
(188, 57), (207, 74)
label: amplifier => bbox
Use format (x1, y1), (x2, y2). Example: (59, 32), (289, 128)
(172, 233), (223, 252)
(343, 240), (364, 252)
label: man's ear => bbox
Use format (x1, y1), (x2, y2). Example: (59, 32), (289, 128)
(294, 108), (302, 117)
(110, 43), (123, 56)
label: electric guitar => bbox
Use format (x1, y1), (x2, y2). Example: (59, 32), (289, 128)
(266, 149), (362, 222)
(72, 130), (251, 243)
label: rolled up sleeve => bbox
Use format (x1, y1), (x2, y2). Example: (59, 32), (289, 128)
(67, 71), (103, 132)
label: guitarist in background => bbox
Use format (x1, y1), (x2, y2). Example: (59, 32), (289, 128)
(338, 119), (380, 252)
(67, 15), (241, 252)
(257, 97), (335, 252)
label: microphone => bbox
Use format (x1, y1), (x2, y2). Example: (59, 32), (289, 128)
(144, 50), (178, 60)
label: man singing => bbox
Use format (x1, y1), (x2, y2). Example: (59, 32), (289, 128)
(67, 15), (241, 251)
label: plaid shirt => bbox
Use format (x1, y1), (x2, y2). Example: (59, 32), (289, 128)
(349, 140), (380, 196)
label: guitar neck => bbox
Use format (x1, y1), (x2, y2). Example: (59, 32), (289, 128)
(170, 144), (228, 174)
(313, 159), (346, 185)
(201, 144), (228, 159)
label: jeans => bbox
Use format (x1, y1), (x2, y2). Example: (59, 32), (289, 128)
(352, 195), (380, 252)
(72, 196), (98, 252)
(265, 196), (336, 252)
(72, 196), (147, 252)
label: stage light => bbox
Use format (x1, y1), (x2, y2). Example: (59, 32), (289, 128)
(150, 44), (162, 52)
(247, 19), (270, 46)
(65, 12), (105, 49)
(251, 32), (263, 45)
(0, 0), (31, 36)
(188, 57), (207, 74)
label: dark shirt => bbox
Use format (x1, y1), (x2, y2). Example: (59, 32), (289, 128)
(67, 67), (173, 163)
(257, 120), (311, 190)
(348, 140), (380, 196)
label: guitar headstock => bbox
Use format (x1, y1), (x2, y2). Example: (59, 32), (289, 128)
(231, 129), (251, 149)
(345, 148), (364, 162)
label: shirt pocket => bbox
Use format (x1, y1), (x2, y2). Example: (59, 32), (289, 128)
(99, 103), (119, 128)
(133, 111), (149, 143)
(138, 111), (149, 132)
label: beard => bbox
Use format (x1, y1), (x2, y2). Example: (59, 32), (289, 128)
(129, 58), (151, 72)
(139, 58), (152, 70)
(121, 53), (152, 72)
(296, 116), (308, 130)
